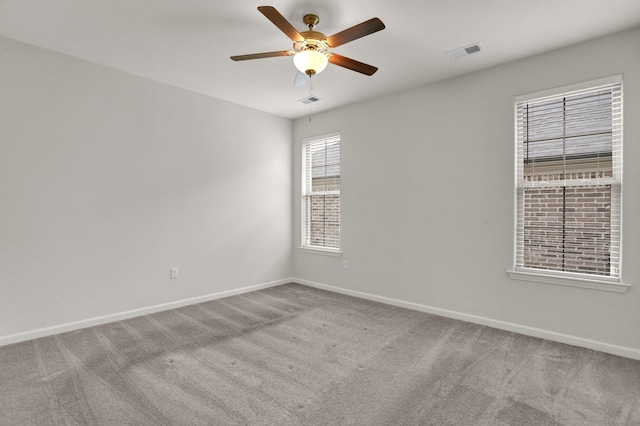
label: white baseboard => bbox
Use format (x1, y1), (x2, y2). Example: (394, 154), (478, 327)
(5, 277), (638, 361)
(294, 278), (640, 361)
(0, 278), (292, 347)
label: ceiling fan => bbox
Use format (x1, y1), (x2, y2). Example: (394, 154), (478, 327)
(230, 6), (385, 82)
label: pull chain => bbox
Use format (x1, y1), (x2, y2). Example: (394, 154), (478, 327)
(308, 75), (314, 122)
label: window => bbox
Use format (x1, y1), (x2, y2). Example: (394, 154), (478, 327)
(513, 76), (624, 288)
(302, 134), (341, 251)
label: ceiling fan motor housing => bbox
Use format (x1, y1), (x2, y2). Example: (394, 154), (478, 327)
(294, 32), (329, 53)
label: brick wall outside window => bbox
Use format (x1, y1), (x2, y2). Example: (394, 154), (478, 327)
(309, 193), (340, 248)
(523, 171), (611, 275)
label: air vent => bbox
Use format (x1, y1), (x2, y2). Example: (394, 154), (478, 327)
(447, 43), (482, 60)
(299, 95), (321, 104)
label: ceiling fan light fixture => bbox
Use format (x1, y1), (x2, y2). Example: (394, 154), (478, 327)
(294, 49), (328, 76)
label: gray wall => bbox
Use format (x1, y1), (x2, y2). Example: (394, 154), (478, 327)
(0, 37), (293, 338)
(2, 27), (638, 358)
(293, 28), (640, 355)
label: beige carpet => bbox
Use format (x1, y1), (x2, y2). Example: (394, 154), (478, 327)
(1, 283), (639, 425)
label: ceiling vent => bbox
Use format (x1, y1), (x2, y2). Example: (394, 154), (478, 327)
(299, 95), (321, 104)
(447, 43), (482, 60)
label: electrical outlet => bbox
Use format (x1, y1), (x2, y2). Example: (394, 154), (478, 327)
(342, 260), (349, 270)
(170, 267), (179, 279)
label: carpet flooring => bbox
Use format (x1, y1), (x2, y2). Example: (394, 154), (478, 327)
(1, 283), (639, 425)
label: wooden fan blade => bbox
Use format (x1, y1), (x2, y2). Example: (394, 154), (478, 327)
(230, 50), (293, 61)
(328, 54), (378, 76)
(257, 6), (304, 42)
(326, 18), (385, 48)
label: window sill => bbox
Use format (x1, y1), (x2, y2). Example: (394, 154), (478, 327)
(298, 247), (343, 257)
(507, 269), (630, 293)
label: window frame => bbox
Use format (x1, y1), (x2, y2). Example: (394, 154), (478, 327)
(509, 76), (629, 293)
(300, 132), (342, 254)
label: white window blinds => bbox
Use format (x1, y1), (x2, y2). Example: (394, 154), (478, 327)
(302, 134), (341, 250)
(515, 78), (622, 279)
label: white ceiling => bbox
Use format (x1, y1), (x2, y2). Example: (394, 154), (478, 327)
(1, 1), (639, 119)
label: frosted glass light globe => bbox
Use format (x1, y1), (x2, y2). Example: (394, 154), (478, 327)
(294, 50), (328, 76)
